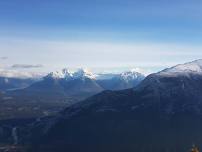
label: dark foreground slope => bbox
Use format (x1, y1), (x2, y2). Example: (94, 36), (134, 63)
(25, 60), (202, 152)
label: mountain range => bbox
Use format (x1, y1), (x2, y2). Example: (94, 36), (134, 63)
(23, 59), (202, 152)
(0, 68), (144, 120)
(8, 68), (144, 100)
(97, 70), (145, 90)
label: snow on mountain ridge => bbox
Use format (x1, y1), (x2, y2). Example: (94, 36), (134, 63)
(119, 70), (145, 82)
(159, 59), (202, 76)
(45, 68), (73, 79)
(136, 59), (202, 92)
(45, 68), (96, 80)
(45, 68), (145, 81)
(73, 68), (96, 79)
(62, 68), (74, 78)
(96, 68), (146, 80)
(46, 71), (64, 79)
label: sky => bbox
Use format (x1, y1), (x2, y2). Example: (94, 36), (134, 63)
(0, 0), (202, 75)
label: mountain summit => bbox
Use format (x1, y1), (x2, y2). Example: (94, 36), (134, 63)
(73, 68), (96, 79)
(97, 69), (145, 90)
(119, 69), (145, 82)
(45, 68), (96, 80)
(45, 68), (73, 80)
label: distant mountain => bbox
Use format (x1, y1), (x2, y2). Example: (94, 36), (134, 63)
(44, 68), (73, 80)
(97, 70), (145, 90)
(27, 59), (202, 152)
(0, 69), (43, 91)
(18, 68), (103, 99)
(58, 69), (103, 97)
(0, 77), (36, 91)
(1, 68), (144, 120)
(10, 68), (145, 100)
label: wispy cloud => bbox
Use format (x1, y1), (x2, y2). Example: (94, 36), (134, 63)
(11, 64), (44, 69)
(0, 56), (8, 60)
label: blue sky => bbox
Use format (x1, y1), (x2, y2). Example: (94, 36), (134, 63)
(0, 0), (202, 74)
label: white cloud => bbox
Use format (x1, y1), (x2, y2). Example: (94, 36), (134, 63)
(0, 69), (45, 79)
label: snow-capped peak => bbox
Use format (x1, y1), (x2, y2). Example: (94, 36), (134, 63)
(159, 59), (202, 76)
(44, 68), (96, 80)
(45, 71), (64, 79)
(62, 68), (73, 78)
(45, 68), (73, 79)
(119, 69), (145, 82)
(73, 68), (96, 79)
